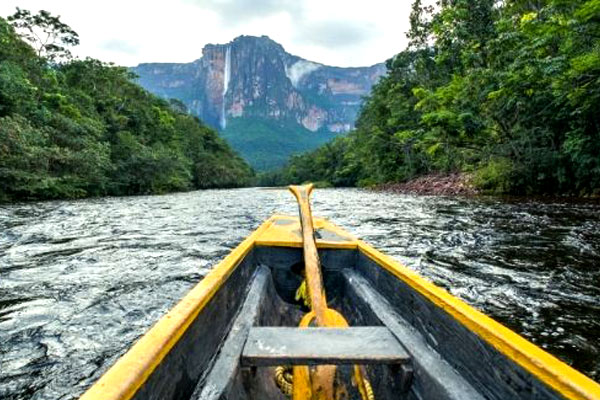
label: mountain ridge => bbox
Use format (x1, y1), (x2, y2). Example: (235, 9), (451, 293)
(132, 35), (386, 169)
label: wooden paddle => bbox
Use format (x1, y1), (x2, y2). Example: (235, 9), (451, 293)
(289, 184), (371, 400)
(288, 184), (328, 325)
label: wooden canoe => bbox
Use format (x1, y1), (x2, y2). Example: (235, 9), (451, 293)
(80, 214), (600, 400)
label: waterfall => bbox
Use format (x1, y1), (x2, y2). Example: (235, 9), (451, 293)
(220, 46), (231, 130)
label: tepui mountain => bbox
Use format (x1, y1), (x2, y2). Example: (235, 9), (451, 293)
(133, 35), (386, 170)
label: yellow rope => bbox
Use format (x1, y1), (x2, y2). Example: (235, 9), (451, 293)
(363, 378), (375, 400)
(275, 366), (293, 396)
(275, 364), (374, 400)
(294, 279), (311, 308)
(277, 282), (375, 400)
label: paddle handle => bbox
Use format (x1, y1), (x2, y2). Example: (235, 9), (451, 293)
(289, 184), (328, 326)
(289, 185), (373, 400)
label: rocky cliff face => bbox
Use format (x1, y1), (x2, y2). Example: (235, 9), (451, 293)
(133, 35), (385, 169)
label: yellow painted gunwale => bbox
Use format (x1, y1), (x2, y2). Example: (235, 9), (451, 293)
(357, 241), (600, 400)
(254, 214), (358, 249)
(79, 216), (277, 400)
(80, 214), (600, 400)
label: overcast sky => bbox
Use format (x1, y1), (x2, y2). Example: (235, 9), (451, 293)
(0, 0), (415, 67)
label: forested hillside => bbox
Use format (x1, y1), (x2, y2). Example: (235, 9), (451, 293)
(0, 10), (253, 202)
(265, 0), (600, 195)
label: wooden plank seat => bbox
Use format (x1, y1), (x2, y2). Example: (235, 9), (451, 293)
(241, 326), (411, 367)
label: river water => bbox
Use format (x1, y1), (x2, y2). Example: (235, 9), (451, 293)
(0, 188), (599, 399)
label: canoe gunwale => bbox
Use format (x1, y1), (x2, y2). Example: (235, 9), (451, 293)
(79, 214), (600, 400)
(79, 217), (275, 400)
(356, 240), (600, 400)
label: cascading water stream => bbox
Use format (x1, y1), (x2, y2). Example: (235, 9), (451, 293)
(220, 46), (231, 130)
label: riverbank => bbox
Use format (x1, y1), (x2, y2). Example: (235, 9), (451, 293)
(374, 173), (479, 196)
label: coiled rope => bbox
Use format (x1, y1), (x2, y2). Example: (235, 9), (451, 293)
(362, 377), (375, 400)
(275, 364), (375, 400)
(275, 366), (294, 396)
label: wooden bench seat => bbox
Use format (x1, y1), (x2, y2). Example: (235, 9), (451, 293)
(241, 326), (410, 367)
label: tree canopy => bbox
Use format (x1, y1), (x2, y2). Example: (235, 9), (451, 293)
(0, 11), (253, 202)
(265, 0), (600, 196)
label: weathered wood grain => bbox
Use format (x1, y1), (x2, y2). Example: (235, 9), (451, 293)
(342, 269), (484, 400)
(354, 251), (564, 400)
(242, 327), (410, 366)
(190, 266), (270, 400)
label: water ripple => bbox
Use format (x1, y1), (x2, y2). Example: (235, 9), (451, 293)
(1, 188), (599, 399)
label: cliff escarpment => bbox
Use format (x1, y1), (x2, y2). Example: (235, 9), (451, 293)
(133, 35), (385, 169)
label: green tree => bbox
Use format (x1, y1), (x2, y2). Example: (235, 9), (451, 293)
(0, 12), (253, 202)
(8, 8), (79, 62)
(271, 0), (600, 196)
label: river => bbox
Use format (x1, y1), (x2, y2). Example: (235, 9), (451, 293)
(1, 188), (599, 399)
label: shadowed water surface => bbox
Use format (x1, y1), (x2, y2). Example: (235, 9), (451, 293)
(0, 188), (599, 399)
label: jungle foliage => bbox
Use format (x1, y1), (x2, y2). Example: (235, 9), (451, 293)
(222, 117), (336, 171)
(0, 10), (253, 202)
(264, 0), (600, 195)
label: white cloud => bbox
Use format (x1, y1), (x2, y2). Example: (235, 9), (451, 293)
(285, 60), (321, 88)
(0, 0), (414, 67)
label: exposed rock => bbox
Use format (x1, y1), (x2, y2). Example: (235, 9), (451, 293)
(326, 78), (366, 95)
(301, 106), (328, 132)
(327, 123), (352, 133)
(375, 173), (480, 196)
(132, 35), (385, 135)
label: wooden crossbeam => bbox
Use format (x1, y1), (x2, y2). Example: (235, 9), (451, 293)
(241, 326), (410, 367)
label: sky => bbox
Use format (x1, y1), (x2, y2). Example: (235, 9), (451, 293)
(0, 0), (415, 67)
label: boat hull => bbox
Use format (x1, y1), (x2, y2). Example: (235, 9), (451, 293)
(80, 215), (600, 400)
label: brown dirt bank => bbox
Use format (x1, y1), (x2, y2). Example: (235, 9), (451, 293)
(374, 173), (479, 196)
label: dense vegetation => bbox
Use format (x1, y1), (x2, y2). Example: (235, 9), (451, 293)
(0, 10), (253, 202)
(222, 117), (337, 171)
(264, 0), (600, 195)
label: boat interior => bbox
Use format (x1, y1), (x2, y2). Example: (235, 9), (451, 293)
(80, 212), (600, 400)
(131, 221), (564, 400)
